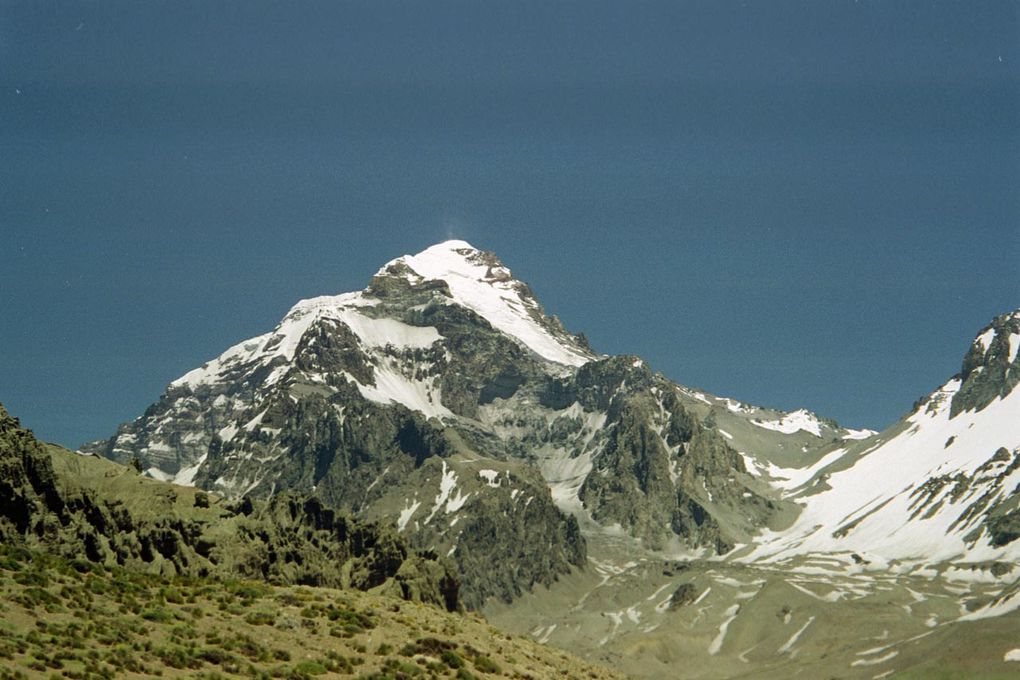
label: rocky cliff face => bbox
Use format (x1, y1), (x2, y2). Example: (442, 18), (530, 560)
(82, 241), (792, 606)
(1, 402), (459, 611)
(951, 309), (1020, 418)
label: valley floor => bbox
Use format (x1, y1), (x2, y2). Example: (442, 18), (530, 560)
(484, 533), (1020, 679)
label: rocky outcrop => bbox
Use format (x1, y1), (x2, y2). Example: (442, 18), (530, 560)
(951, 310), (1020, 417)
(558, 358), (778, 550)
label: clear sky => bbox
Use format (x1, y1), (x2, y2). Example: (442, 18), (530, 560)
(2, 0), (1018, 447)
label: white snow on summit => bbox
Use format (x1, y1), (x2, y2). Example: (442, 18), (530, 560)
(165, 240), (591, 422)
(383, 240), (592, 367)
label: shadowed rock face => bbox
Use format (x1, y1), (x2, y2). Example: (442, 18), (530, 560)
(0, 402), (460, 611)
(952, 310), (1020, 418)
(550, 356), (779, 551)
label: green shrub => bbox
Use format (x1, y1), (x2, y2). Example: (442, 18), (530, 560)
(231, 583), (270, 600)
(15, 571), (49, 587)
(293, 660), (327, 675)
(197, 647), (236, 665)
(472, 656), (501, 674)
(140, 606), (173, 622)
(442, 650), (465, 669)
(244, 611), (276, 626)
(0, 557), (22, 572)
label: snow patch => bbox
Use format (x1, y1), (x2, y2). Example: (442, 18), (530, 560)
(478, 469), (501, 487)
(752, 409), (823, 437)
(708, 605), (740, 655)
(842, 428), (878, 440)
(353, 358), (452, 419)
(765, 448), (848, 493)
(976, 327), (996, 351)
(172, 453), (207, 487)
(777, 616), (814, 655)
(397, 499), (421, 532)
(536, 443), (593, 514)
(850, 651), (898, 667)
(424, 461), (469, 523)
(145, 467), (171, 482)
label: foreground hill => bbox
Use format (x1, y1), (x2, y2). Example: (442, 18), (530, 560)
(0, 546), (623, 680)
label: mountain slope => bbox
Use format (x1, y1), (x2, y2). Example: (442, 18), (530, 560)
(0, 544), (625, 680)
(0, 408), (622, 680)
(742, 309), (1020, 575)
(83, 240), (796, 607)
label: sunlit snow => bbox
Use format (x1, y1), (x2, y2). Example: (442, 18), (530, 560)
(384, 240), (592, 367)
(751, 409), (823, 436)
(747, 377), (1020, 565)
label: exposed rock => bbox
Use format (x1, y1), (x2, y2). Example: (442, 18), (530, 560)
(951, 311), (1020, 417)
(667, 583), (699, 610)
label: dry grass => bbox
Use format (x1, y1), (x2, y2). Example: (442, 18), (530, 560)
(0, 546), (624, 680)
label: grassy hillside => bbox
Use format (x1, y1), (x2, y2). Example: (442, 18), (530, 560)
(0, 546), (623, 680)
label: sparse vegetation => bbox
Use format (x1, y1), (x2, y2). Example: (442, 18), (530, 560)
(0, 545), (621, 679)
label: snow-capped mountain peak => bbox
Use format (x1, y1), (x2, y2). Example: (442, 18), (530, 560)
(374, 240), (595, 367)
(169, 240), (594, 396)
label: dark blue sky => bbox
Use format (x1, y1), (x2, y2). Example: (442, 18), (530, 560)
(2, 0), (1018, 447)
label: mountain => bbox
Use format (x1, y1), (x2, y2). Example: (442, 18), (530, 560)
(742, 309), (1020, 570)
(83, 240), (845, 607)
